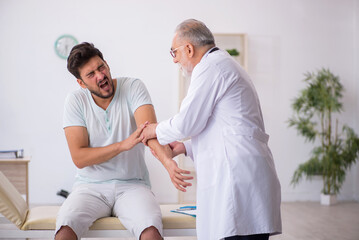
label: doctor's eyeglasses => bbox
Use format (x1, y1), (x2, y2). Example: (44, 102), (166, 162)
(170, 45), (186, 58)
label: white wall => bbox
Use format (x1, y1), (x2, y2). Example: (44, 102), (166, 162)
(354, 0), (359, 201)
(0, 0), (358, 204)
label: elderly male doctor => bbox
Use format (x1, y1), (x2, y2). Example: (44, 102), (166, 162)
(142, 19), (282, 240)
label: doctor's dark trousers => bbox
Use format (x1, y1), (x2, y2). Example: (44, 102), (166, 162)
(225, 233), (270, 240)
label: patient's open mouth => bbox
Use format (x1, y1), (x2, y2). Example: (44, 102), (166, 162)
(99, 78), (110, 90)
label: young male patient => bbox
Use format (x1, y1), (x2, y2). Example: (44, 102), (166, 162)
(55, 42), (192, 240)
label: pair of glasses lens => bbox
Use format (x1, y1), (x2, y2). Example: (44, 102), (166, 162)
(170, 45), (185, 58)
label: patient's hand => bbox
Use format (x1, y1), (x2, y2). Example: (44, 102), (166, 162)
(141, 123), (158, 145)
(164, 158), (193, 192)
(122, 122), (147, 151)
(149, 147), (192, 192)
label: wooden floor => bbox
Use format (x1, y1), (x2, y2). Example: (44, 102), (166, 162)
(1, 201), (359, 240)
(271, 201), (359, 240)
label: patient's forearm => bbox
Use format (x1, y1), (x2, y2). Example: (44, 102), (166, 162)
(66, 124), (145, 169)
(70, 141), (130, 169)
(146, 139), (173, 165)
(132, 104), (192, 191)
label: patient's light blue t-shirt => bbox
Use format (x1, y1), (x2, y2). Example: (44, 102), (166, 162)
(63, 77), (152, 187)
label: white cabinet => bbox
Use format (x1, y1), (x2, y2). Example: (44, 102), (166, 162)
(0, 157), (30, 205)
(213, 33), (248, 70)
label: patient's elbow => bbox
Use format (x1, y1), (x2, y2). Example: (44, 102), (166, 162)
(72, 158), (86, 169)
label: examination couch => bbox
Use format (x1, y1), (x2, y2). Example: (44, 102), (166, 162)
(0, 171), (196, 238)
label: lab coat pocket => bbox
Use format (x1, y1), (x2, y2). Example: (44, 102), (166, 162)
(223, 135), (253, 184)
(196, 149), (217, 190)
(222, 125), (268, 184)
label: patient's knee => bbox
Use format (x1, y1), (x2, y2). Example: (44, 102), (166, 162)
(55, 225), (77, 240)
(140, 226), (163, 240)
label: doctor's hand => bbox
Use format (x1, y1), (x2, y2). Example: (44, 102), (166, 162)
(141, 123), (158, 145)
(121, 122), (147, 151)
(169, 141), (186, 158)
(163, 158), (193, 192)
(150, 141), (186, 159)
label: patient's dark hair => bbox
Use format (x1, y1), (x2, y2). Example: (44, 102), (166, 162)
(67, 42), (104, 79)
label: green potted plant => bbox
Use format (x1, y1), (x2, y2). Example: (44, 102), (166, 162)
(288, 68), (359, 205)
(226, 48), (240, 57)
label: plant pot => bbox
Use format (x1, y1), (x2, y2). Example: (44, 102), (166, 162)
(320, 193), (337, 206)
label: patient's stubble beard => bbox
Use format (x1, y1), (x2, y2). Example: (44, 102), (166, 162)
(88, 77), (115, 99)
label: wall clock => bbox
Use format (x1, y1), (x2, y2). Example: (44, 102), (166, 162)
(54, 35), (78, 59)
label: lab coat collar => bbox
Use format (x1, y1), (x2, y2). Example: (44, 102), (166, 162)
(203, 46), (219, 59)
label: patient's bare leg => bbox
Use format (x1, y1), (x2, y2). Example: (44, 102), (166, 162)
(140, 226), (163, 240)
(55, 225), (77, 240)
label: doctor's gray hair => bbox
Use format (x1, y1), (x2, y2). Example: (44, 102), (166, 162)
(175, 19), (215, 47)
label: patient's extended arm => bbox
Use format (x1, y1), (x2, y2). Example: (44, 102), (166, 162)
(134, 104), (193, 192)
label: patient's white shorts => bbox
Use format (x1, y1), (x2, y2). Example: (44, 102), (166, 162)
(55, 183), (163, 239)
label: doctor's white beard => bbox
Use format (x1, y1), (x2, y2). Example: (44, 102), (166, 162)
(178, 63), (193, 82)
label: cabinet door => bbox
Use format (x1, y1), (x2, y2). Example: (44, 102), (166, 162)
(0, 162), (27, 194)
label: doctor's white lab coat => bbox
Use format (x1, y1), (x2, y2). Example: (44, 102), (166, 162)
(156, 48), (282, 240)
